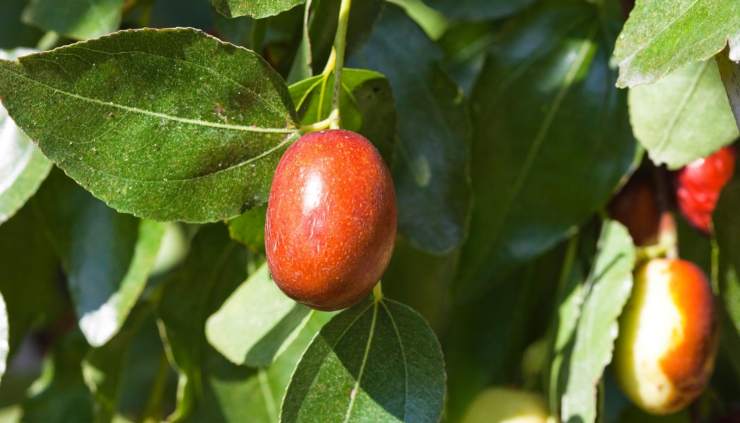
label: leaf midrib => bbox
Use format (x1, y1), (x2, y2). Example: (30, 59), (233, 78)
(342, 301), (379, 423)
(0, 65), (296, 134)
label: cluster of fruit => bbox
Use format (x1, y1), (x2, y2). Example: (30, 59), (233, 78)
(610, 146), (735, 415)
(262, 126), (734, 420)
(460, 146), (735, 422)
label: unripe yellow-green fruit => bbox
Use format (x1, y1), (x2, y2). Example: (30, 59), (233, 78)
(614, 259), (718, 415)
(461, 388), (554, 423)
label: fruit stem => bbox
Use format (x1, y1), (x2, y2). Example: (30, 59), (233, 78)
(299, 114), (334, 133)
(329, 0), (353, 129)
(373, 282), (384, 303)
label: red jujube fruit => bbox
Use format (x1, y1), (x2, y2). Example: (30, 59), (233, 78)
(676, 146), (735, 233)
(265, 129), (397, 311)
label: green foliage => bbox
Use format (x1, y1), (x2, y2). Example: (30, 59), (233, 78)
(351, 5), (472, 255)
(552, 221), (635, 422)
(613, 0), (740, 87)
(282, 297), (445, 422)
(0, 28), (299, 223)
(206, 263), (324, 367)
(212, 0), (305, 19)
(629, 60), (738, 169)
(0, 48), (51, 225)
(33, 171), (165, 347)
(0, 0), (738, 421)
(23, 0), (124, 40)
(457, 0), (636, 298)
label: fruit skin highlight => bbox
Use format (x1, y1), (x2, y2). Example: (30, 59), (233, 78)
(461, 388), (554, 423)
(265, 129), (397, 311)
(676, 146), (735, 233)
(615, 259), (718, 415)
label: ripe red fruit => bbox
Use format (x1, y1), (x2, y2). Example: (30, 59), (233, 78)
(676, 146), (735, 233)
(609, 174), (660, 246)
(265, 129), (397, 311)
(615, 259), (718, 415)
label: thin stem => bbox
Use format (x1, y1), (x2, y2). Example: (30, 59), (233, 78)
(142, 352), (171, 423)
(300, 115), (334, 133)
(330, 0), (352, 129)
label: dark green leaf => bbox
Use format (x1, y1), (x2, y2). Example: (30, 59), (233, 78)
(351, 5), (472, 255)
(613, 0), (739, 87)
(157, 225), (247, 420)
(426, 0), (535, 21)
(287, 1), (313, 83)
(0, 28), (299, 222)
(558, 221), (635, 423)
(34, 170), (166, 347)
(717, 53), (740, 130)
(383, 236), (459, 331)
(0, 0), (43, 49)
(387, 0), (449, 40)
(457, 0), (636, 298)
(82, 305), (154, 422)
(445, 245), (564, 422)
(714, 178), (740, 333)
(187, 311), (331, 423)
(0, 203), (62, 357)
(206, 262), (317, 367)
(21, 331), (94, 423)
(23, 0), (124, 40)
(213, 0), (305, 19)
(628, 60), (738, 169)
(289, 68), (397, 163)
(281, 297), (445, 423)
(0, 48), (51, 225)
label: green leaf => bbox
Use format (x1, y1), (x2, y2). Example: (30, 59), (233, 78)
(281, 297), (446, 423)
(187, 311), (332, 423)
(717, 53), (740, 130)
(714, 178), (740, 334)
(82, 305), (155, 422)
(0, 48), (51, 225)
(212, 0), (305, 19)
(0, 28), (299, 222)
(457, 0), (636, 298)
(23, 0), (124, 40)
(558, 221), (635, 423)
(351, 5), (472, 255)
(21, 331), (94, 423)
(289, 68), (397, 163)
(426, 0), (535, 21)
(445, 244), (564, 422)
(0, 202), (62, 356)
(386, 0), (449, 40)
(628, 60), (738, 169)
(206, 262), (318, 367)
(157, 225), (247, 420)
(0, 0), (42, 49)
(613, 0), (740, 87)
(34, 170), (166, 347)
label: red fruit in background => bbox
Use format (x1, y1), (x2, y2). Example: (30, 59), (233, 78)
(676, 146), (735, 233)
(615, 259), (718, 415)
(609, 174), (660, 246)
(265, 129), (397, 311)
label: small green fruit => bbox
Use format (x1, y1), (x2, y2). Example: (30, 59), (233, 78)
(461, 388), (554, 423)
